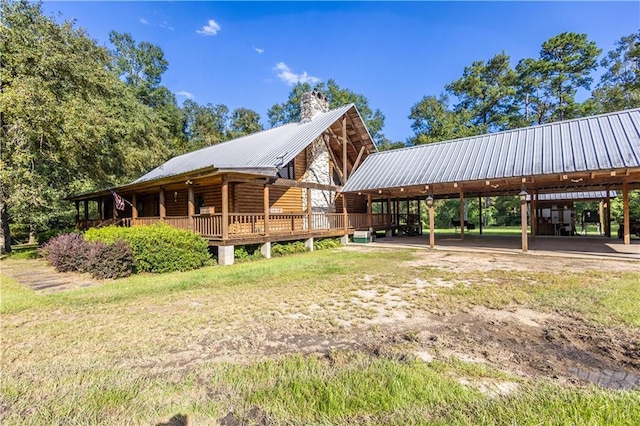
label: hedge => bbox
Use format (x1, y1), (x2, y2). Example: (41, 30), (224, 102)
(85, 224), (210, 273)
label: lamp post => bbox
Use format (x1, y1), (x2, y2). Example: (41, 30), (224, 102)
(426, 195), (435, 249)
(519, 188), (528, 252)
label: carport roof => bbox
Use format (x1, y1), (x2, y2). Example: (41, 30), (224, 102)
(528, 191), (617, 201)
(342, 108), (640, 193)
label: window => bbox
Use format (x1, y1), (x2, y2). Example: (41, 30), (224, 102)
(277, 159), (295, 179)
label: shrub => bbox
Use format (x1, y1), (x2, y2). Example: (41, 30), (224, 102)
(271, 241), (308, 257)
(40, 233), (135, 279)
(84, 240), (134, 279)
(314, 237), (342, 251)
(39, 233), (89, 272)
(85, 224), (210, 273)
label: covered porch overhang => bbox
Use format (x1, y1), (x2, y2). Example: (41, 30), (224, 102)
(65, 168), (368, 247)
(344, 166), (640, 252)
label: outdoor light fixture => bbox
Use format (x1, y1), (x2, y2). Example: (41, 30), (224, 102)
(519, 187), (528, 202)
(174, 191), (178, 203)
(425, 195), (434, 208)
(185, 180), (193, 185)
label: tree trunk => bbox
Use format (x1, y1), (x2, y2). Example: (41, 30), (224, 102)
(28, 223), (37, 245)
(0, 195), (11, 255)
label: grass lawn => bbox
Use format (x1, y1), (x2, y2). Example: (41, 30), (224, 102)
(1, 247), (639, 425)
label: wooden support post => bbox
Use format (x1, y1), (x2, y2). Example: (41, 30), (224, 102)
(623, 181), (630, 245)
(598, 200), (605, 236)
(159, 188), (166, 220)
(187, 183), (195, 231)
(131, 193), (138, 221)
(75, 201), (80, 223)
(367, 194), (372, 228)
(343, 194), (348, 230)
(605, 189), (611, 238)
(459, 191), (465, 240)
(306, 187), (312, 231)
(429, 201), (435, 249)
(112, 197), (117, 219)
(222, 176), (229, 240)
(478, 196), (483, 235)
(342, 117), (348, 182)
(386, 197), (392, 228)
(395, 198), (400, 228)
(521, 196), (528, 252)
(84, 200), (89, 221)
(531, 191), (537, 241)
(263, 185), (270, 236)
(97, 199), (103, 220)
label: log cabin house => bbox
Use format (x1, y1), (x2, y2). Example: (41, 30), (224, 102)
(70, 91), (381, 265)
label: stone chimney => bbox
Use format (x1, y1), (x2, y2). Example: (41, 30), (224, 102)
(300, 90), (329, 123)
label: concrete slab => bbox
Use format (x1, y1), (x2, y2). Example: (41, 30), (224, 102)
(371, 234), (640, 261)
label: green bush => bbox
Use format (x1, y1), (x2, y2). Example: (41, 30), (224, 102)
(313, 237), (342, 251)
(85, 224), (210, 273)
(271, 241), (308, 257)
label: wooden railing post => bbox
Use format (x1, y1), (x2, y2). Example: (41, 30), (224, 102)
(343, 194), (348, 230)
(131, 193), (138, 224)
(159, 187), (166, 221)
(307, 188), (313, 231)
(84, 200), (89, 222)
(97, 199), (103, 220)
(263, 184), (270, 237)
(187, 183), (195, 232)
(222, 175), (229, 240)
(367, 194), (372, 228)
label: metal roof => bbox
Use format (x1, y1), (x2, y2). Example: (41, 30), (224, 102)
(528, 191), (617, 202)
(134, 104), (356, 184)
(342, 108), (640, 193)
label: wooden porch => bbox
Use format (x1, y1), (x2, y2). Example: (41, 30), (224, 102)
(76, 210), (401, 245)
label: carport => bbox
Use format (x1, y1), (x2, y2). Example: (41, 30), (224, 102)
(342, 109), (640, 253)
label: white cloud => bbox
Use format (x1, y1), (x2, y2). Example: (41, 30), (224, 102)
(254, 47), (264, 54)
(139, 18), (149, 25)
(176, 91), (194, 99)
(160, 21), (174, 31)
(197, 19), (221, 36)
(274, 62), (320, 86)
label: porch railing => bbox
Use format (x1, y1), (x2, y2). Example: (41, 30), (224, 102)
(85, 212), (395, 240)
(194, 215), (222, 238)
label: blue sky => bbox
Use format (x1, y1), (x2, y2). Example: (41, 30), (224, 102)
(45, 1), (639, 142)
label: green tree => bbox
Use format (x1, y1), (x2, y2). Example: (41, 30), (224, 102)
(267, 79), (386, 144)
(109, 31), (168, 104)
(0, 0), (167, 252)
(516, 32), (601, 124)
(227, 107), (263, 139)
(591, 31), (640, 113)
(182, 99), (229, 149)
(377, 138), (406, 151)
(446, 52), (517, 131)
(408, 95), (485, 145)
